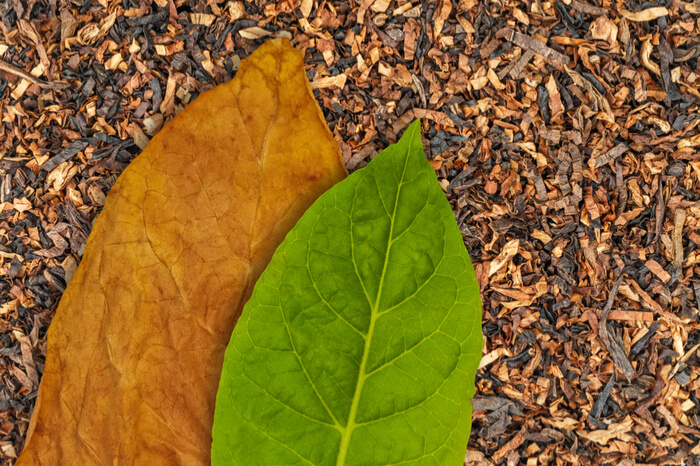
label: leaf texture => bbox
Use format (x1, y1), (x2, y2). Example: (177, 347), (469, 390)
(212, 120), (482, 465)
(17, 38), (347, 465)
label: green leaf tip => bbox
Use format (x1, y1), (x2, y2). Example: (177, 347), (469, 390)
(398, 119), (424, 161)
(212, 118), (483, 466)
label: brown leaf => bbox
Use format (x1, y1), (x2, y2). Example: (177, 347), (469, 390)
(579, 416), (635, 445)
(433, 0), (452, 39)
(545, 75), (563, 123)
(502, 28), (571, 66)
(590, 16), (618, 46)
(589, 143), (628, 169)
(619, 6), (668, 22)
(673, 208), (686, 270)
(644, 259), (671, 283)
(489, 238), (520, 277)
(640, 38), (661, 76)
(17, 38), (347, 465)
(76, 11), (118, 45)
(238, 26), (272, 39)
(493, 426), (527, 462)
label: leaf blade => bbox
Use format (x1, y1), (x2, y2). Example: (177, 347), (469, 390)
(18, 38), (347, 465)
(213, 119), (482, 465)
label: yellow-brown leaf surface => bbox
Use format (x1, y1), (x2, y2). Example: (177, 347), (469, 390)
(17, 38), (347, 465)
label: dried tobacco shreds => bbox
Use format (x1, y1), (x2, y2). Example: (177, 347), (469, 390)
(2, 0), (700, 464)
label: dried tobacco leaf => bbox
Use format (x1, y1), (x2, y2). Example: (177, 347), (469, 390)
(618, 6), (668, 22)
(17, 38), (347, 465)
(212, 120), (483, 465)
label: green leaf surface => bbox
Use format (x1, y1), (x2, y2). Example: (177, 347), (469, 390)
(212, 120), (482, 465)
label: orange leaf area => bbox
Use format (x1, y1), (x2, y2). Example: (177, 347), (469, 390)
(17, 38), (346, 465)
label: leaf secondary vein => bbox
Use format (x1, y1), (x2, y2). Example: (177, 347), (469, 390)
(306, 212), (367, 339)
(335, 124), (416, 466)
(279, 289), (343, 429)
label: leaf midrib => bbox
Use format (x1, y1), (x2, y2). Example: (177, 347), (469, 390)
(335, 128), (415, 466)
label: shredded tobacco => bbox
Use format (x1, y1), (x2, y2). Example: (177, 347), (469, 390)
(1, 0), (699, 464)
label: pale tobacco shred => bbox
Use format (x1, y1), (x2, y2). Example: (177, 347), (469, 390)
(1, 0), (700, 465)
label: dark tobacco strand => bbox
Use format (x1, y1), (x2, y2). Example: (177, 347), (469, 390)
(630, 321), (661, 356)
(589, 372), (616, 421)
(41, 141), (89, 172)
(125, 10), (168, 26)
(599, 276), (636, 382)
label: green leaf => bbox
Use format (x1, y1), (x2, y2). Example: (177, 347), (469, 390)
(212, 120), (482, 466)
